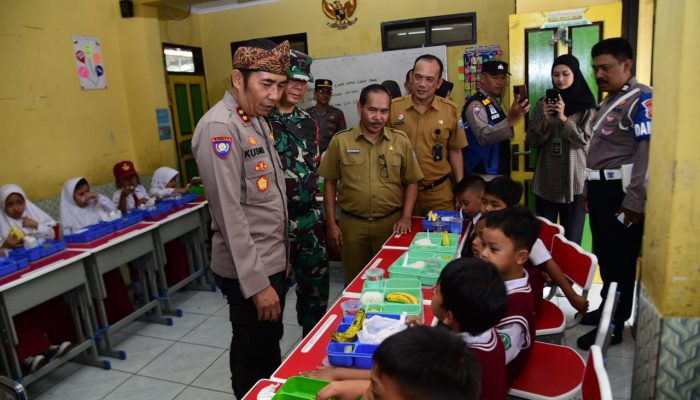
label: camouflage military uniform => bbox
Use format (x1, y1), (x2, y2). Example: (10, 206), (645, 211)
(267, 107), (329, 335)
(306, 105), (347, 154)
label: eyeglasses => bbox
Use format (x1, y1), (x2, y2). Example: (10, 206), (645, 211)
(315, 89), (332, 94)
(378, 154), (388, 179)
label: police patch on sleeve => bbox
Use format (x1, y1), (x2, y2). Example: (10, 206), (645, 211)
(633, 92), (652, 141)
(211, 136), (233, 159)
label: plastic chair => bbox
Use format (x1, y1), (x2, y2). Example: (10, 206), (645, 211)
(509, 341), (586, 399)
(594, 282), (620, 357)
(0, 376), (27, 400)
(581, 345), (613, 400)
(535, 234), (598, 339)
(536, 217), (565, 301)
(537, 216), (564, 252)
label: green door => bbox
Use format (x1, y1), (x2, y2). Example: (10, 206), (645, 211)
(523, 28), (558, 209)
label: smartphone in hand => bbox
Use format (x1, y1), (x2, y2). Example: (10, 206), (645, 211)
(513, 85), (528, 102)
(545, 88), (560, 105)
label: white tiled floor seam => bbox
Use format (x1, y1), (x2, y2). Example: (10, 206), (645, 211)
(28, 264), (633, 399)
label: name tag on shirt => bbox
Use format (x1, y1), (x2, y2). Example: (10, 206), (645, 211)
(347, 148), (360, 154)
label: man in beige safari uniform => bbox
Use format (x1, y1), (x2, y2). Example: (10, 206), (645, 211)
(192, 39), (290, 398)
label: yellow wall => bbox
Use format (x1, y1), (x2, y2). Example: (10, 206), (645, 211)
(635, 0), (654, 85)
(188, 0), (515, 106)
(642, 0), (700, 318)
(0, 0), (176, 200)
(517, 0), (620, 14)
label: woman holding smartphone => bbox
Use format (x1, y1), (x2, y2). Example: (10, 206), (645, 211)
(526, 54), (596, 244)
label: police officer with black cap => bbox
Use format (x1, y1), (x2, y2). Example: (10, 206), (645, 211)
(462, 60), (530, 175)
(306, 79), (347, 154)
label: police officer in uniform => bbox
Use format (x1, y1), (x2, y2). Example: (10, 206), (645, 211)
(577, 38), (652, 349)
(389, 55), (466, 216)
(461, 61), (530, 176)
(267, 50), (329, 337)
(306, 79), (347, 154)
(191, 40), (290, 398)
(319, 84), (423, 283)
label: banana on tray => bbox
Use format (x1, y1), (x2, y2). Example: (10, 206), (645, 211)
(385, 291), (419, 304)
(331, 309), (366, 342)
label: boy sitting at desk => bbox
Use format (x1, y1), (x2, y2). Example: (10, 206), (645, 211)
(316, 325), (481, 400)
(476, 177), (588, 315)
(479, 207), (538, 384)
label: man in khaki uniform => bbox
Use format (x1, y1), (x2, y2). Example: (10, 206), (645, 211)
(389, 54), (467, 216)
(192, 40), (290, 398)
(319, 84), (423, 282)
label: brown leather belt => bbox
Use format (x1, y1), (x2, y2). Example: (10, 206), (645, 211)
(341, 208), (401, 221)
(418, 174), (450, 191)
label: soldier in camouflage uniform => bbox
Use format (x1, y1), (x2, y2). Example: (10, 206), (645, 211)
(267, 50), (329, 336)
(306, 79), (347, 154)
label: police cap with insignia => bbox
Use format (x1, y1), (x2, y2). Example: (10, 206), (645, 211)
(314, 79), (333, 92)
(288, 50), (314, 82)
(482, 60), (511, 76)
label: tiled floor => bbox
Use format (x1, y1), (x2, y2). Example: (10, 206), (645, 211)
(25, 263), (634, 399)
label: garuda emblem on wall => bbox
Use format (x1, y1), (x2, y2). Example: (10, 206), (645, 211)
(322, 0), (358, 29)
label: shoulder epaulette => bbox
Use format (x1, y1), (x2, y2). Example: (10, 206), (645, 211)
(388, 127), (408, 139)
(334, 128), (354, 135)
(391, 95), (410, 104)
(438, 96), (460, 109)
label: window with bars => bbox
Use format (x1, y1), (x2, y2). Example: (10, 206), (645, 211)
(381, 13), (477, 51)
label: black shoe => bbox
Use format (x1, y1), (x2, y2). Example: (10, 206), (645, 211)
(610, 328), (623, 346)
(580, 308), (602, 326)
(577, 327), (623, 351)
(577, 327), (597, 350)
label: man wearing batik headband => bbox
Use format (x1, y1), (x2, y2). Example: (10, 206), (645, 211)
(267, 50), (329, 338)
(192, 39), (290, 397)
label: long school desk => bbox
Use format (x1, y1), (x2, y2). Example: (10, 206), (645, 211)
(380, 217), (426, 249)
(271, 296), (435, 382)
(67, 222), (171, 359)
(0, 250), (108, 384)
(142, 202), (212, 315)
(342, 248), (437, 302)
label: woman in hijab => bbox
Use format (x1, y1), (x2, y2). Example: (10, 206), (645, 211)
(149, 167), (191, 199)
(526, 54), (597, 244)
(0, 184), (56, 248)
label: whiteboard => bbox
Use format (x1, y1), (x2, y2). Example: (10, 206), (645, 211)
(301, 46), (448, 127)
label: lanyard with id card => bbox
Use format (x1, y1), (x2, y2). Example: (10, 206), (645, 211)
(432, 129), (443, 161)
(551, 136), (563, 156)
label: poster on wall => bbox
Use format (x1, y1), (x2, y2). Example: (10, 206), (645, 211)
(72, 35), (107, 90)
(156, 108), (172, 141)
(462, 45), (502, 100)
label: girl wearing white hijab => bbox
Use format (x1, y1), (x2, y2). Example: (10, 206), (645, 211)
(149, 167), (191, 199)
(60, 177), (116, 233)
(61, 177), (135, 327)
(2, 189), (73, 374)
(0, 184), (56, 248)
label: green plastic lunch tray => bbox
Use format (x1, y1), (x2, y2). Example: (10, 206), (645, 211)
(409, 232), (460, 254)
(388, 251), (454, 286)
(361, 278), (423, 317)
(272, 376), (332, 399)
